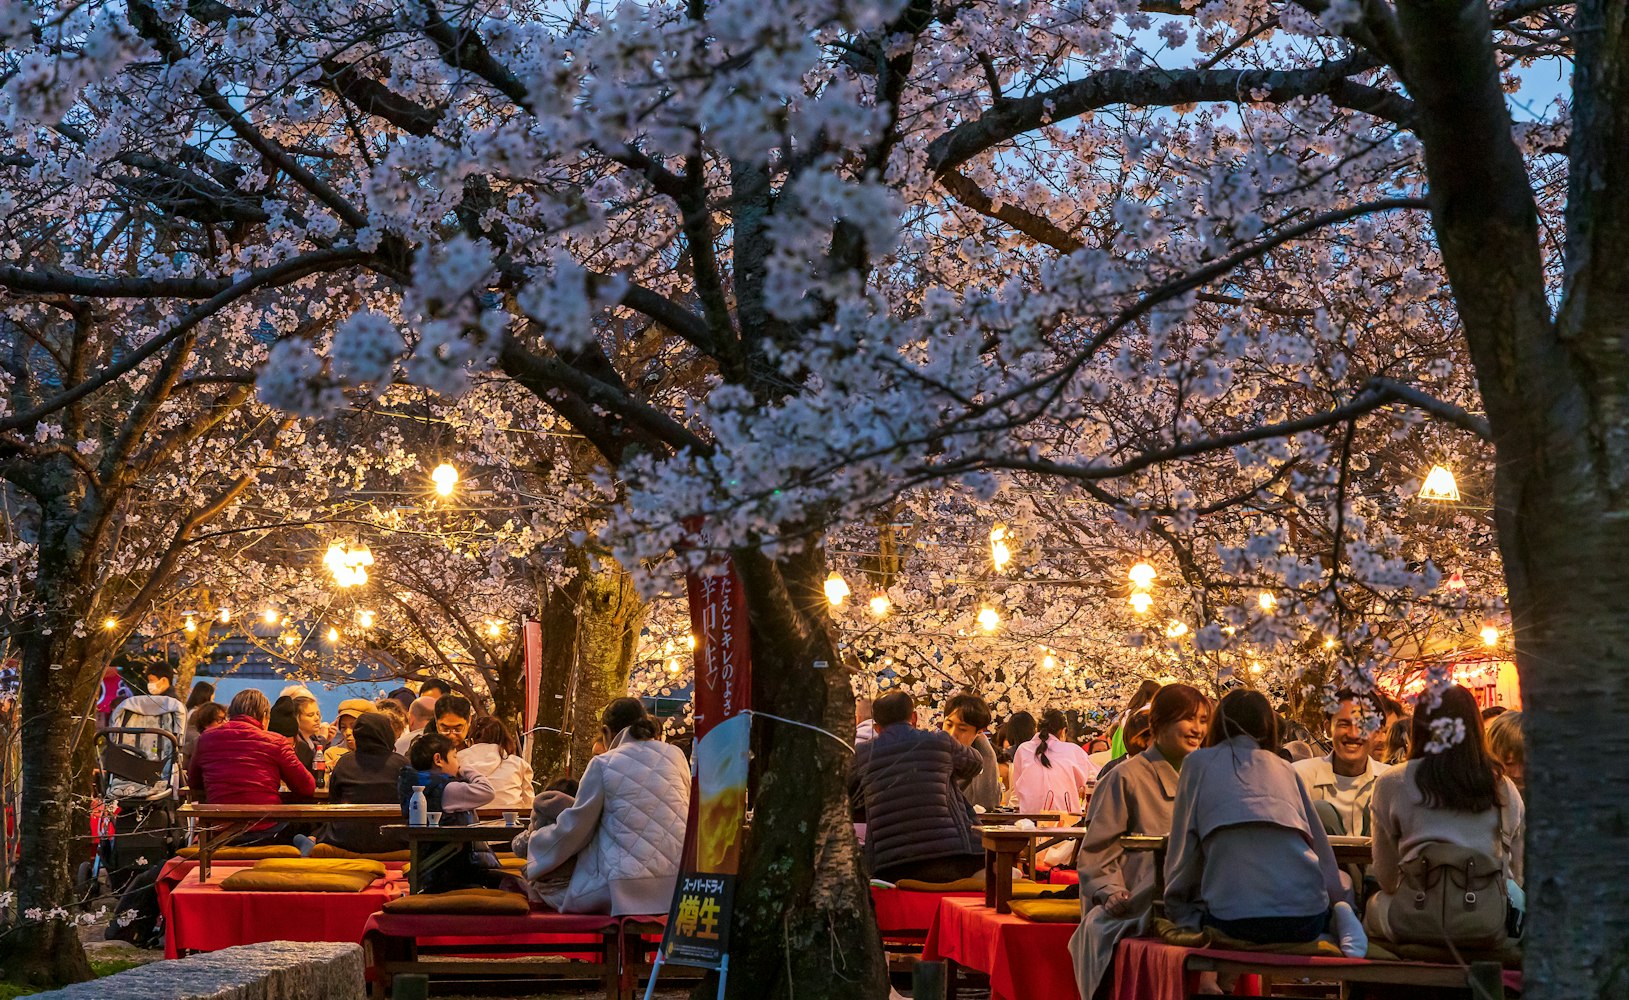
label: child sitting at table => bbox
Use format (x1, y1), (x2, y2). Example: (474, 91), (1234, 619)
(397, 732), (498, 892)
(1164, 689), (1367, 956)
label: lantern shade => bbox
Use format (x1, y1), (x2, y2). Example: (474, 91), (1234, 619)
(1419, 465), (1461, 502)
(824, 572), (850, 607)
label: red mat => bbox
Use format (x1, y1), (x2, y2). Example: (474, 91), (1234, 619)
(923, 896), (1079, 1000)
(871, 886), (980, 942)
(164, 861), (407, 956)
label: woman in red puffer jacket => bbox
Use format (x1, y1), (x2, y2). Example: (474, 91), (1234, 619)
(187, 689), (315, 843)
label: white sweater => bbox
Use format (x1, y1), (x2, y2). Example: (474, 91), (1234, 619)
(517, 733), (691, 915)
(458, 743), (535, 811)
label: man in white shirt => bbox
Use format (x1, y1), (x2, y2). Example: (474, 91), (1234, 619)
(1293, 690), (1390, 837)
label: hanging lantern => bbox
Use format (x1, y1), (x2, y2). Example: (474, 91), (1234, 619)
(1128, 592), (1153, 614)
(1480, 624), (1500, 647)
(990, 523), (1013, 572)
(1258, 591), (1278, 612)
(1165, 620), (1189, 638)
(431, 462), (459, 497)
(976, 606), (1000, 632)
(1128, 561), (1157, 589)
(1419, 465), (1461, 502)
(824, 572), (850, 607)
(869, 594), (891, 617)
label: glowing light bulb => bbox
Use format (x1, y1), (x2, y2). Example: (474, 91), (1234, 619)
(1165, 620), (1189, 638)
(1480, 625), (1500, 647)
(263, 609), (280, 625)
(327, 627), (340, 644)
(1128, 592), (1153, 614)
(1419, 465), (1461, 502)
(103, 617), (118, 631)
(1251, 661), (1264, 674)
(869, 595), (891, 617)
(281, 634), (298, 646)
(666, 658), (680, 674)
(1042, 654), (1057, 669)
(1259, 591), (1278, 611)
(357, 610), (375, 628)
(431, 462), (459, 497)
(824, 572), (850, 607)
(686, 634), (698, 649)
(184, 617), (197, 633)
(218, 608), (231, 624)
(990, 524), (1012, 572)
(1129, 562), (1157, 589)
(1323, 638), (1337, 650)
(977, 606), (1000, 632)
(487, 620), (503, 638)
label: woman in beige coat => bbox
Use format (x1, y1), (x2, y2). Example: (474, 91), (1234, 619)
(1070, 684), (1211, 1000)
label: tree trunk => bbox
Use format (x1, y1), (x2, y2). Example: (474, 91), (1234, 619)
(713, 545), (888, 1000)
(0, 628), (95, 987)
(531, 549), (643, 780)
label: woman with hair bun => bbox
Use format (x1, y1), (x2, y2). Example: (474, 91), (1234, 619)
(514, 697), (691, 914)
(1010, 708), (1099, 813)
(1163, 689), (1364, 954)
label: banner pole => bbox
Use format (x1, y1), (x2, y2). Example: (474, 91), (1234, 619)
(641, 953), (664, 1000)
(715, 954), (729, 1000)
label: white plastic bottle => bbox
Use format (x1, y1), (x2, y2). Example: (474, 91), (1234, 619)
(407, 785), (428, 826)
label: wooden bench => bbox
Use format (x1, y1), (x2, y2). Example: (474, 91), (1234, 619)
(362, 908), (623, 999)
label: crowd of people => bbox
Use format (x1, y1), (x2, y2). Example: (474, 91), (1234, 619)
(100, 669), (692, 916)
(849, 681), (1527, 999)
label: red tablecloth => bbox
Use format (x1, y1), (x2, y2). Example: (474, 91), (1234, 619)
(1110, 936), (1523, 1000)
(166, 863), (407, 955)
(923, 896), (1079, 1000)
(871, 887), (980, 940)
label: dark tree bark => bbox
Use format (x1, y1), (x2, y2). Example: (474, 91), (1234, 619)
(711, 545), (887, 1000)
(1395, 1), (1629, 996)
(1, 503), (102, 987)
(531, 547), (644, 780)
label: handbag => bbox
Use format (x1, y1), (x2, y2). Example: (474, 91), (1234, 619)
(1384, 843), (1509, 949)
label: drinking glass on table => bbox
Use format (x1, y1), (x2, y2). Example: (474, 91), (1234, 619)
(427, 811), (442, 826)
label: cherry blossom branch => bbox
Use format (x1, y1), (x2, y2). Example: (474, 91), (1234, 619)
(928, 57), (1414, 179)
(0, 248), (371, 434)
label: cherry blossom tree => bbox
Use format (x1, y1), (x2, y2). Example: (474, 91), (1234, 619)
(6, 0), (1615, 996)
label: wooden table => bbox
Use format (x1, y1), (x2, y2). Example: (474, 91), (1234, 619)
(1121, 834), (1373, 917)
(178, 803), (510, 881)
(380, 821), (528, 894)
(972, 811), (1071, 826)
(980, 825), (1089, 913)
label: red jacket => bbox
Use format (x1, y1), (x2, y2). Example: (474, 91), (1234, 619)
(188, 715), (316, 805)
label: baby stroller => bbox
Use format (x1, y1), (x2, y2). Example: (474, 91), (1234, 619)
(79, 723), (183, 922)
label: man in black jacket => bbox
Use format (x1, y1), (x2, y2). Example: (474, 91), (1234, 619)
(850, 691), (984, 884)
(297, 712), (409, 855)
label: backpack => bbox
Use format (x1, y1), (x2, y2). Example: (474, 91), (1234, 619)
(1385, 843), (1509, 949)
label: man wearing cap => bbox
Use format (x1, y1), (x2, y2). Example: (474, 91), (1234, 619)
(324, 698), (376, 767)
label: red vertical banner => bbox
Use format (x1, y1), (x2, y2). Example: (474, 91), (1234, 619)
(523, 618), (542, 735)
(686, 560), (752, 739)
(659, 536), (752, 973)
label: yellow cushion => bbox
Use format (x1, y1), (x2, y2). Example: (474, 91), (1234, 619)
(1154, 917), (1342, 957)
(177, 846), (301, 861)
(1009, 899), (1080, 923)
(498, 857), (528, 870)
(252, 858), (388, 878)
(893, 877), (1048, 897)
(310, 844), (412, 862)
(382, 888), (531, 915)
(219, 869), (377, 893)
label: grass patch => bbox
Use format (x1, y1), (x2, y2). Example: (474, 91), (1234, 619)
(0, 950), (158, 997)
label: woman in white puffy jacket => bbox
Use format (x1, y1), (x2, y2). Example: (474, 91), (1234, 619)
(459, 716), (535, 811)
(514, 698), (691, 915)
